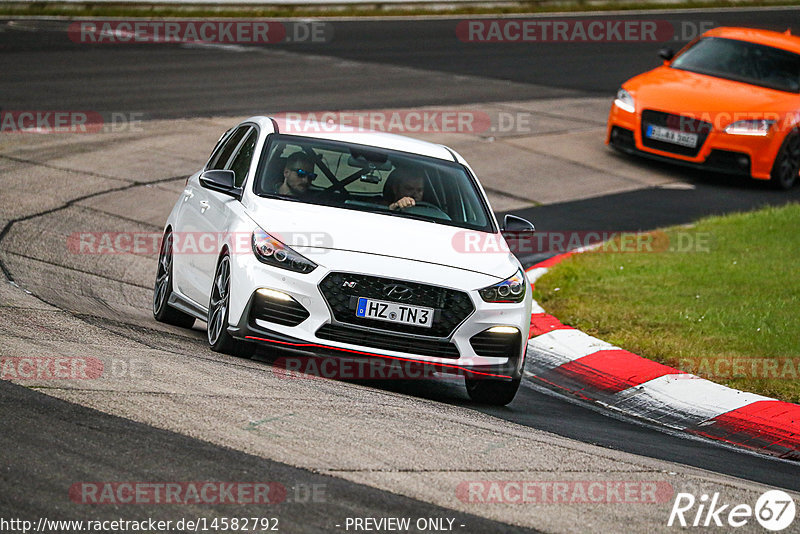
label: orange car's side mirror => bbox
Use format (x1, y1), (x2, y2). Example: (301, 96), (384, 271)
(658, 47), (675, 63)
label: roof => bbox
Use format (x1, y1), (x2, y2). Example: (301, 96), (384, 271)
(242, 115), (457, 162)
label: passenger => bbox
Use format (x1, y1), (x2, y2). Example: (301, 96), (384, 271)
(383, 166), (426, 211)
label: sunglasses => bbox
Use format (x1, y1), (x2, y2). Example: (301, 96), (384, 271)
(292, 168), (317, 180)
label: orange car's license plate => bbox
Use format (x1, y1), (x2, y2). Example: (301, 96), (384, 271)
(646, 124), (698, 148)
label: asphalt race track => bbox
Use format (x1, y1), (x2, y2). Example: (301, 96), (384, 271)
(2, 8), (800, 533)
(6, 9), (800, 118)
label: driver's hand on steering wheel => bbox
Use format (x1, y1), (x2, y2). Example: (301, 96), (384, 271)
(389, 197), (416, 211)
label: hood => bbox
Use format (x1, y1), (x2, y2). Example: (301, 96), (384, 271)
(627, 66), (799, 125)
(244, 198), (518, 280)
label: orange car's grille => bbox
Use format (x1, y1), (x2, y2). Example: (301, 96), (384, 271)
(640, 110), (712, 157)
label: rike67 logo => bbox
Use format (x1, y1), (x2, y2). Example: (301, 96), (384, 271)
(668, 490), (796, 531)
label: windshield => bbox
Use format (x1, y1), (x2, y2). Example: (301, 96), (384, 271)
(253, 134), (495, 233)
(671, 37), (800, 93)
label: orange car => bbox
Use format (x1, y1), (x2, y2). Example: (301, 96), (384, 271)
(607, 27), (800, 189)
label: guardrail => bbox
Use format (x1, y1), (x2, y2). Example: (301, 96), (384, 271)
(3, 0), (535, 3)
(0, 0), (685, 5)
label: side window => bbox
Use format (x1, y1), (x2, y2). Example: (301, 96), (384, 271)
(208, 126), (249, 170)
(205, 128), (233, 168)
(228, 129), (258, 187)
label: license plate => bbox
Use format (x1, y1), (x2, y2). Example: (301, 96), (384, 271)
(355, 297), (434, 328)
(646, 124), (698, 148)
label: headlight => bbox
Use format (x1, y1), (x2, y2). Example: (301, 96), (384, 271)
(479, 268), (527, 303)
(252, 229), (317, 274)
(724, 119), (775, 136)
(614, 88), (635, 114)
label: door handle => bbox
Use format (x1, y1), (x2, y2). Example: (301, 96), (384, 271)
(183, 190), (194, 202)
(199, 200), (210, 212)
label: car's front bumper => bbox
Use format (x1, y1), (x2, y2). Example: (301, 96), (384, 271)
(606, 102), (785, 180)
(226, 249), (530, 381)
(229, 313), (524, 381)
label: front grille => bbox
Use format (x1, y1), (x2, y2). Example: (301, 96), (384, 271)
(318, 272), (474, 338)
(250, 291), (310, 327)
(316, 324), (460, 359)
(641, 110), (711, 157)
(469, 330), (522, 359)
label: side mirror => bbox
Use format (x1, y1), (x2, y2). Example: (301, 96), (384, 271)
(502, 214), (535, 233)
(200, 170), (242, 199)
(658, 47), (675, 62)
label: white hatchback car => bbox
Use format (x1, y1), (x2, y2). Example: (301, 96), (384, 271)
(153, 116), (533, 405)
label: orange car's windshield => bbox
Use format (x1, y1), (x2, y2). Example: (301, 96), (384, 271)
(671, 37), (800, 93)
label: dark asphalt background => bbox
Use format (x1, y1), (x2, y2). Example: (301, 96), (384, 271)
(3, 10), (800, 117)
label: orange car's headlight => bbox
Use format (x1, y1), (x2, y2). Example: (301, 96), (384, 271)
(613, 88), (635, 114)
(724, 120), (776, 136)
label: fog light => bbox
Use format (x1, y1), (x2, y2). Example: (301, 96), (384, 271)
(256, 288), (294, 302)
(487, 326), (520, 334)
(251, 288), (310, 327)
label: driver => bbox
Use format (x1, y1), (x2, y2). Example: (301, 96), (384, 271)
(383, 166), (425, 211)
(276, 152), (317, 197)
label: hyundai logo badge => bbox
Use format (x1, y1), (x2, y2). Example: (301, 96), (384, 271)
(384, 284), (413, 301)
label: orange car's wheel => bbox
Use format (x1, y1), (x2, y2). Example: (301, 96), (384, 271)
(770, 131), (800, 190)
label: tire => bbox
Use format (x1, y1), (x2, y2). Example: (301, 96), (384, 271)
(465, 377), (521, 406)
(769, 132), (800, 190)
(207, 253), (256, 358)
(153, 230), (196, 328)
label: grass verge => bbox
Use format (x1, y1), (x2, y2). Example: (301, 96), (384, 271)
(533, 202), (800, 404)
(1, 0), (799, 19)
